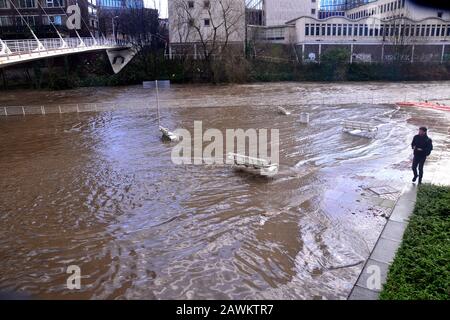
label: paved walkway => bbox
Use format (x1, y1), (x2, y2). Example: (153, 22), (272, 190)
(348, 183), (417, 300)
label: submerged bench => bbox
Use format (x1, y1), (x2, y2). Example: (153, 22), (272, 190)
(227, 153), (279, 177)
(342, 120), (378, 138)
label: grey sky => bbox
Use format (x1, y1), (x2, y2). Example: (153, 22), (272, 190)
(145, 0), (169, 18)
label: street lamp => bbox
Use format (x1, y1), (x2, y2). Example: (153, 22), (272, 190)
(112, 16), (119, 42)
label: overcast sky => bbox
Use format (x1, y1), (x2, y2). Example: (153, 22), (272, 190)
(145, 0), (169, 18)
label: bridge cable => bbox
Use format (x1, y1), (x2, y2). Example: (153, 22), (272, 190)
(56, 2), (86, 47)
(7, 0), (45, 51)
(75, 0), (98, 45)
(36, 1), (68, 48)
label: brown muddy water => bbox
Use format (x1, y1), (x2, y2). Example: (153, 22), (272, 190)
(0, 82), (449, 299)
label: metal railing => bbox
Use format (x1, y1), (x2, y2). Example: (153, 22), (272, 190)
(0, 37), (130, 61)
(1, 94), (449, 117)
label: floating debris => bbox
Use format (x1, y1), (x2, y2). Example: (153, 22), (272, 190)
(277, 106), (291, 115)
(160, 126), (179, 141)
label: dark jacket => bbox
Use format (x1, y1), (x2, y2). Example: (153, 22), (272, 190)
(411, 134), (433, 158)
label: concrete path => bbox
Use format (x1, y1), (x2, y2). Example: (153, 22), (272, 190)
(347, 183), (417, 300)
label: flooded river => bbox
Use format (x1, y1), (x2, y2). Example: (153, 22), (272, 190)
(0, 82), (449, 299)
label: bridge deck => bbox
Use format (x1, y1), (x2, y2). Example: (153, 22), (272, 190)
(0, 38), (130, 68)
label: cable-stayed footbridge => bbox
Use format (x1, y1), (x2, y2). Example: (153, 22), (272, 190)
(0, 0), (136, 73)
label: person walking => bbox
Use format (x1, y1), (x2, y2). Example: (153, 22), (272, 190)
(411, 127), (433, 184)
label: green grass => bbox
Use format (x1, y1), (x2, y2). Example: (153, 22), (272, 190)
(379, 184), (450, 300)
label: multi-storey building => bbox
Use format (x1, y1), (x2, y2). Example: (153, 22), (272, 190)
(0, 0), (99, 39)
(264, 0), (318, 26)
(168, 0), (319, 49)
(288, 0), (450, 62)
(290, 0), (450, 44)
(319, 1), (378, 18)
(96, 0), (145, 38)
(97, 0), (143, 9)
(168, 0), (450, 62)
(168, 0), (246, 45)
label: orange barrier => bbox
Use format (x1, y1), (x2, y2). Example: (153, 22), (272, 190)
(396, 101), (450, 111)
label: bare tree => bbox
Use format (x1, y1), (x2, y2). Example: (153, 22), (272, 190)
(170, 0), (246, 80)
(381, 6), (417, 63)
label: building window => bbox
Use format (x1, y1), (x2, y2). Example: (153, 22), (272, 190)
(18, 0), (35, 8)
(45, 0), (64, 7)
(15, 15), (37, 25)
(53, 15), (62, 25)
(204, 18), (210, 27)
(437, 12), (443, 19)
(305, 24), (309, 36)
(188, 1), (194, 9)
(99, 0), (121, 7)
(321, 24), (325, 36)
(0, 16), (12, 26)
(311, 8), (316, 15)
(332, 24), (336, 36)
(410, 25), (415, 37)
(316, 24), (320, 36)
(188, 18), (195, 27)
(337, 24), (342, 36)
(204, 0), (210, 9)
(0, 0), (9, 9)
(43, 15), (62, 25)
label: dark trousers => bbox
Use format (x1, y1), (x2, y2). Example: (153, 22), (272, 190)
(412, 156), (426, 182)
